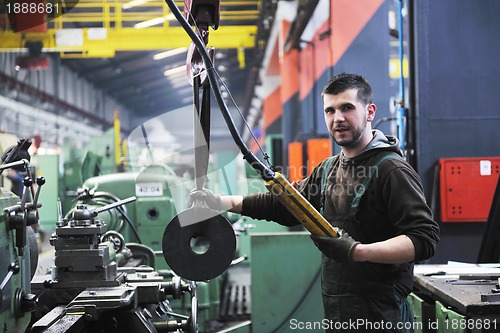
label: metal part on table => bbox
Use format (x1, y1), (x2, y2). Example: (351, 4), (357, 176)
(480, 293), (500, 302)
(414, 265), (500, 316)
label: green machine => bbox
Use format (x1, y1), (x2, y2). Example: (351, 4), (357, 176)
(0, 141), (202, 332)
(26, 181), (200, 332)
(35, 154), (59, 230)
(68, 165), (228, 332)
(0, 140), (43, 333)
(60, 127), (121, 215)
(0, 186), (38, 333)
(70, 164), (190, 271)
(216, 232), (323, 333)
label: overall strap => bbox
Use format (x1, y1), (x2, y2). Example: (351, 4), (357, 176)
(349, 153), (403, 216)
(320, 155), (337, 215)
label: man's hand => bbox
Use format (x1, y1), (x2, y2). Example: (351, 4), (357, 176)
(310, 230), (360, 263)
(188, 188), (222, 211)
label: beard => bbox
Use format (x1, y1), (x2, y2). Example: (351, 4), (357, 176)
(330, 121), (367, 147)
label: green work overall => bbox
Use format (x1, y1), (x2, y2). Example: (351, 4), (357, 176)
(320, 154), (414, 333)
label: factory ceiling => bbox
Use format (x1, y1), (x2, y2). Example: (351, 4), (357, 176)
(0, 0), (278, 131)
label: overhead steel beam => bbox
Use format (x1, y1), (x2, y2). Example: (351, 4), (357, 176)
(0, 26), (257, 56)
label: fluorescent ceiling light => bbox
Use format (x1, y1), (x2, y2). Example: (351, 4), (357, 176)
(135, 17), (166, 29)
(134, 13), (176, 29)
(123, 0), (151, 10)
(163, 65), (186, 77)
(153, 47), (188, 60)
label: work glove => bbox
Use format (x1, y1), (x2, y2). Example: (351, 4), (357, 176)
(310, 229), (360, 263)
(188, 188), (222, 211)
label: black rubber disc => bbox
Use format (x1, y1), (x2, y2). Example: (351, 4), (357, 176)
(162, 207), (236, 281)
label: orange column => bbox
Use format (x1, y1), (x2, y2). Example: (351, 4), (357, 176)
(279, 20), (301, 177)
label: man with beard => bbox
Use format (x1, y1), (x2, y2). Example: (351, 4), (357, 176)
(190, 73), (439, 332)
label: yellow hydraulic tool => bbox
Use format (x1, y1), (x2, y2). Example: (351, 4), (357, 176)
(266, 173), (338, 237)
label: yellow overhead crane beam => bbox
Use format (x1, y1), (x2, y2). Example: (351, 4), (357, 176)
(0, 26), (257, 57)
(0, 0), (258, 61)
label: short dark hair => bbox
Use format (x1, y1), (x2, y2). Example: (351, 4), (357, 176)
(321, 73), (373, 105)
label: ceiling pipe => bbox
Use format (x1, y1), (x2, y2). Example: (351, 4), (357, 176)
(283, 0), (320, 53)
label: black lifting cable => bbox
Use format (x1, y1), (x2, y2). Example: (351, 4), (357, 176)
(164, 0), (275, 182)
(181, 0), (275, 174)
(192, 72), (212, 191)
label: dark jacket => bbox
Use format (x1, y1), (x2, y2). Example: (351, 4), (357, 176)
(241, 130), (440, 296)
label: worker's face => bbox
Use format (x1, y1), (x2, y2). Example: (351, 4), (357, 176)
(323, 89), (376, 149)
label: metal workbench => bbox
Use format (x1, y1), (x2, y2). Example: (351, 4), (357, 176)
(409, 265), (500, 332)
(414, 264), (500, 316)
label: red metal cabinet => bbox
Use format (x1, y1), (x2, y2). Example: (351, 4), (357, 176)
(439, 157), (500, 222)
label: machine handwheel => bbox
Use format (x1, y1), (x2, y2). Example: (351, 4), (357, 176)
(189, 281), (198, 333)
(100, 231), (125, 253)
(190, 295), (198, 333)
